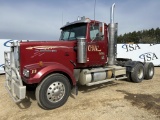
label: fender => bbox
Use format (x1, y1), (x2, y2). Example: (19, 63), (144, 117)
(125, 61), (144, 72)
(23, 62), (76, 85)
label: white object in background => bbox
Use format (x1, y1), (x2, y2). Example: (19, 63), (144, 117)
(0, 39), (19, 74)
(117, 44), (160, 66)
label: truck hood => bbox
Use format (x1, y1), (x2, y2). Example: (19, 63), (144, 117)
(19, 40), (77, 76)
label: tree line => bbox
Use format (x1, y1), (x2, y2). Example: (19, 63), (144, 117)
(117, 27), (160, 43)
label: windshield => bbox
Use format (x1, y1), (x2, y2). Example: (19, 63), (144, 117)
(60, 23), (87, 41)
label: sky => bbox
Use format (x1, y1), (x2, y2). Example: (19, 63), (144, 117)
(0, 0), (160, 40)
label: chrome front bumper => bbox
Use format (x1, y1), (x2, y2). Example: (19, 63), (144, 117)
(4, 42), (26, 103)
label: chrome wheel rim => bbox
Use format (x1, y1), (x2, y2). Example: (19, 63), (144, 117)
(138, 68), (143, 79)
(47, 82), (65, 103)
(149, 67), (154, 77)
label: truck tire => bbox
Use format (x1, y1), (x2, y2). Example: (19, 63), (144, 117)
(144, 62), (154, 80)
(131, 63), (144, 83)
(35, 73), (71, 109)
(126, 71), (132, 82)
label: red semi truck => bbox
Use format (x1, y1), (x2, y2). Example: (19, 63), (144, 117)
(4, 3), (154, 109)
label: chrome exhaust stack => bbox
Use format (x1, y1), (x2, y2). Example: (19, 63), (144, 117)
(108, 3), (118, 65)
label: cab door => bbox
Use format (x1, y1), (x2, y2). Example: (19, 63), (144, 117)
(87, 23), (107, 66)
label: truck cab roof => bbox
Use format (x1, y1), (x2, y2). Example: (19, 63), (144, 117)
(60, 16), (100, 29)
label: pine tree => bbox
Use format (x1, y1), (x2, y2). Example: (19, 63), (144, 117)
(117, 28), (160, 43)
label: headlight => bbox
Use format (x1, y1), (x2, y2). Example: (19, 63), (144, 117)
(23, 69), (30, 77)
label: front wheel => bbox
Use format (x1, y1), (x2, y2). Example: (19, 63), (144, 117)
(36, 74), (71, 109)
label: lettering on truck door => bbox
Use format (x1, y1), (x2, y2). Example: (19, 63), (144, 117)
(87, 23), (107, 65)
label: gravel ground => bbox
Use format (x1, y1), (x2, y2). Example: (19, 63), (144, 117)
(0, 67), (160, 120)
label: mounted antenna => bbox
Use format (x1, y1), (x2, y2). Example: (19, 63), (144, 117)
(62, 12), (63, 26)
(94, 0), (96, 22)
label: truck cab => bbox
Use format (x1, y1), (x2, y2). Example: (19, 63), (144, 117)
(60, 17), (108, 67)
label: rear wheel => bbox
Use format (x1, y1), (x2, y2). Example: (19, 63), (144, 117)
(126, 71), (132, 82)
(131, 63), (144, 83)
(144, 62), (154, 80)
(36, 73), (71, 109)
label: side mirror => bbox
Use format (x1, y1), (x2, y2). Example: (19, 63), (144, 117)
(99, 22), (105, 37)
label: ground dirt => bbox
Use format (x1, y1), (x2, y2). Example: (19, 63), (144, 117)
(0, 67), (160, 120)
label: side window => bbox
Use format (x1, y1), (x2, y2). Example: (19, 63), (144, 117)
(90, 24), (103, 41)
